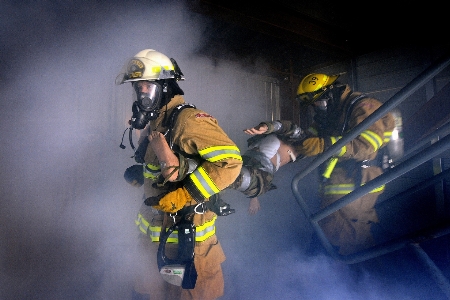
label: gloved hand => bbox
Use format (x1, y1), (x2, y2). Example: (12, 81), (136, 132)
(144, 186), (192, 213)
(300, 137), (325, 156)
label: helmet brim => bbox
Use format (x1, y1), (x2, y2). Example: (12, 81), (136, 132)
(296, 73), (340, 105)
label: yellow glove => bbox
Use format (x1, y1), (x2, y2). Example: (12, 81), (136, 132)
(300, 137), (325, 156)
(152, 186), (192, 213)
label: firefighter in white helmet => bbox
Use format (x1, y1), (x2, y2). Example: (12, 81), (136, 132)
(272, 73), (395, 255)
(117, 49), (242, 300)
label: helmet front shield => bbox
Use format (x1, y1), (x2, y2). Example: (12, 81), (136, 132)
(116, 57), (176, 85)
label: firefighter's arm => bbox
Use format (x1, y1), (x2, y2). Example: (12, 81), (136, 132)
(299, 136), (345, 157)
(180, 112), (243, 203)
(300, 99), (394, 159)
(146, 110), (242, 213)
(144, 147), (238, 213)
(339, 99), (395, 161)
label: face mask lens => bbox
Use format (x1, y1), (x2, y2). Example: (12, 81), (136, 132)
(133, 81), (162, 111)
(314, 100), (328, 111)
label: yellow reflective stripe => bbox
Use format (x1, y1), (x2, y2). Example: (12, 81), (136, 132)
(149, 226), (179, 243)
(323, 183), (354, 195)
(195, 215), (217, 242)
(145, 215), (217, 243)
(331, 136), (346, 156)
(189, 166), (220, 198)
(198, 145), (242, 162)
(135, 213), (150, 235)
(368, 185), (385, 193)
(323, 183), (385, 195)
(384, 131), (392, 143)
(143, 164), (160, 179)
(322, 157), (338, 179)
(360, 130), (383, 151)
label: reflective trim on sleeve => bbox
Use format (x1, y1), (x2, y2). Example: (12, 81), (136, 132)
(330, 136), (346, 157)
(143, 163), (161, 180)
(360, 130), (383, 152)
(198, 145), (242, 162)
(384, 131), (392, 144)
(189, 166), (220, 198)
(323, 183), (385, 195)
(322, 157), (338, 180)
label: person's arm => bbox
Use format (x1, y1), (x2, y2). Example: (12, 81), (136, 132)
(243, 123), (268, 135)
(298, 98), (395, 158)
(244, 120), (303, 138)
(248, 197), (261, 215)
(148, 131), (179, 181)
(341, 98), (395, 160)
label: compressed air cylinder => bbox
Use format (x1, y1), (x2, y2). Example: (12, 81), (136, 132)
(387, 108), (404, 166)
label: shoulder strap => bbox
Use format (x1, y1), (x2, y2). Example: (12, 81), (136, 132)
(166, 103), (196, 149)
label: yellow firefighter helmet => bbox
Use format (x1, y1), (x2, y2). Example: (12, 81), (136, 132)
(296, 73), (339, 105)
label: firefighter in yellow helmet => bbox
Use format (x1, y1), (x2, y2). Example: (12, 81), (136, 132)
(117, 49), (242, 300)
(280, 73), (395, 255)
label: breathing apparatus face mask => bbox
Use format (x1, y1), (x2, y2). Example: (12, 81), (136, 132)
(130, 81), (164, 129)
(313, 92), (333, 129)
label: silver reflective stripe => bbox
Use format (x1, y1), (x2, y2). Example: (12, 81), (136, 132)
(272, 121), (282, 132)
(236, 166), (251, 192)
(289, 126), (302, 139)
(186, 158), (199, 174)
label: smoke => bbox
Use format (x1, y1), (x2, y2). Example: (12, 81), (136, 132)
(0, 1), (446, 299)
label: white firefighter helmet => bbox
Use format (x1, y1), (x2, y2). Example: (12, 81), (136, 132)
(115, 49), (184, 85)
